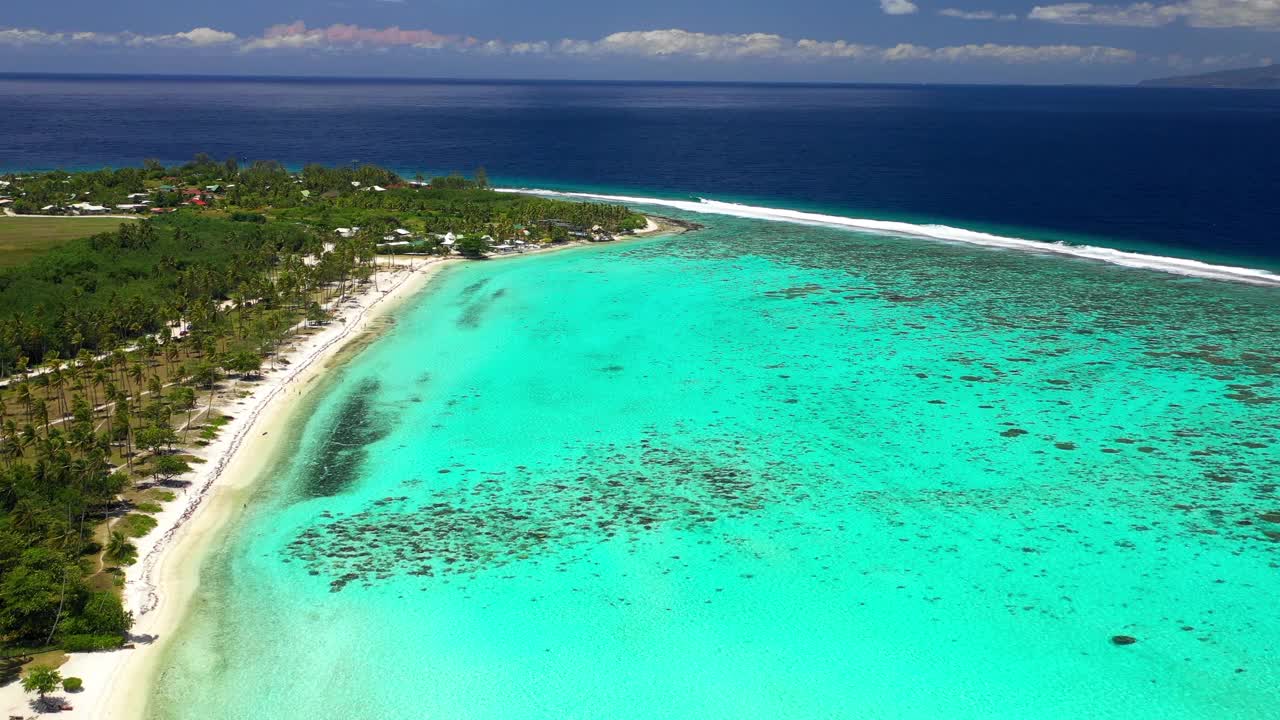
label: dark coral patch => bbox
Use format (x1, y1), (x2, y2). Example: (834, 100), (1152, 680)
(287, 436), (781, 591)
(299, 378), (390, 498)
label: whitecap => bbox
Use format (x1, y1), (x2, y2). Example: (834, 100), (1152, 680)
(496, 188), (1280, 287)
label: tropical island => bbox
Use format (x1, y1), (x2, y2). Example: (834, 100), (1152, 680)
(0, 156), (660, 713)
(1139, 63), (1280, 89)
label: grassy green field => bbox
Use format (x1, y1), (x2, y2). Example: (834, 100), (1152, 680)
(0, 216), (137, 268)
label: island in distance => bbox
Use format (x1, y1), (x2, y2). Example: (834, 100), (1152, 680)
(1140, 63), (1280, 89)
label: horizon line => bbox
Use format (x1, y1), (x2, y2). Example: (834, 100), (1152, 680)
(0, 70), (1155, 89)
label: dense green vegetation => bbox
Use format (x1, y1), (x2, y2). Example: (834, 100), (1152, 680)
(0, 157), (647, 663)
(0, 159), (644, 372)
(0, 214), (317, 370)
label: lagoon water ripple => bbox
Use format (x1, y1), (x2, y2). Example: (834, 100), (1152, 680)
(152, 213), (1279, 719)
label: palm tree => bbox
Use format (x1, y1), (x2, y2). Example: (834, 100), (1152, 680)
(32, 399), (49, 437)
(105, 530), (137, 566)
(127, 364), (145, 400)
(17, 383), (34, 424)
(163, 340), (180, 369)
(1, 419), (21, 466)
(92, 367), (109, 413)
(193, 362), (220, 413)
(44, 352), (69, 419)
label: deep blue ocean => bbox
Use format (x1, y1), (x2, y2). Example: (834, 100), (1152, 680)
(1, 74), (1278, 267)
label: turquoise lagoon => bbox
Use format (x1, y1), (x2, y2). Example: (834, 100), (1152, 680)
(150, 212), (1280, 719)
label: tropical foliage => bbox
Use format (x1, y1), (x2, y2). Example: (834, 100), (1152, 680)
(21, 664), (61, 698)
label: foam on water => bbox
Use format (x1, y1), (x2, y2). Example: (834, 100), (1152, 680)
(497, 188), (1280, 287)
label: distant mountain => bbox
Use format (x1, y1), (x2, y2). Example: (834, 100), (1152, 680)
(1139, 65), (1280, 89)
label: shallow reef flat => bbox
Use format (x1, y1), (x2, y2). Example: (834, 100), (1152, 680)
(152, 214), (1279, 720)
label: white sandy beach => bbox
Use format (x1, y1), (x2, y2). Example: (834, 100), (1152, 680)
(0, 220), (675, 720)
(0, 256), (454, 720)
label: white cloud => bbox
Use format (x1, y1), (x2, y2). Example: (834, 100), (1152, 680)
(128, 27), (238, 47)
(0, 28), (64, 45)
(241, 33), (325, 52)
(1193, 52), (1273, 67)
(524, 29), (1132, 64)
(881, 0), (922, 14)
(0, 26), (237, 48)
(1028, 2), (1181, 25)
(582, 29), (790, 59)
(940, 8), (1020, 20)
(240, 21), (465, 52)
(886, 42), (1136, 62)
(507, 41), (551, 55)
(1029, 0), (1280, 28)
(172, 27), (238, 46)
(1184, 0), (1280, 26)
(0, 23), (1141, 66)
(794, 39), (878, 58)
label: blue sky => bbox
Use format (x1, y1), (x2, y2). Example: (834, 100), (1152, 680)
(0, 0), (1276, 83)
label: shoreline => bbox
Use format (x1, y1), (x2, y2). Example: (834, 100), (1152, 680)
(0, 257), (452, 720)
(0, 215), (680, 719)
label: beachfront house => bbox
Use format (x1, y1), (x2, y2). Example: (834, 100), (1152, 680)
(69, 202), (109, 215)
(433, 232), (458, 252)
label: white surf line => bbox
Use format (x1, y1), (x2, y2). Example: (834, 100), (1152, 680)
(497, 188), (1280, 288)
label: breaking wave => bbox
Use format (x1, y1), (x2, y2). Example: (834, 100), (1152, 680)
(496, 188), (1280, 287)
